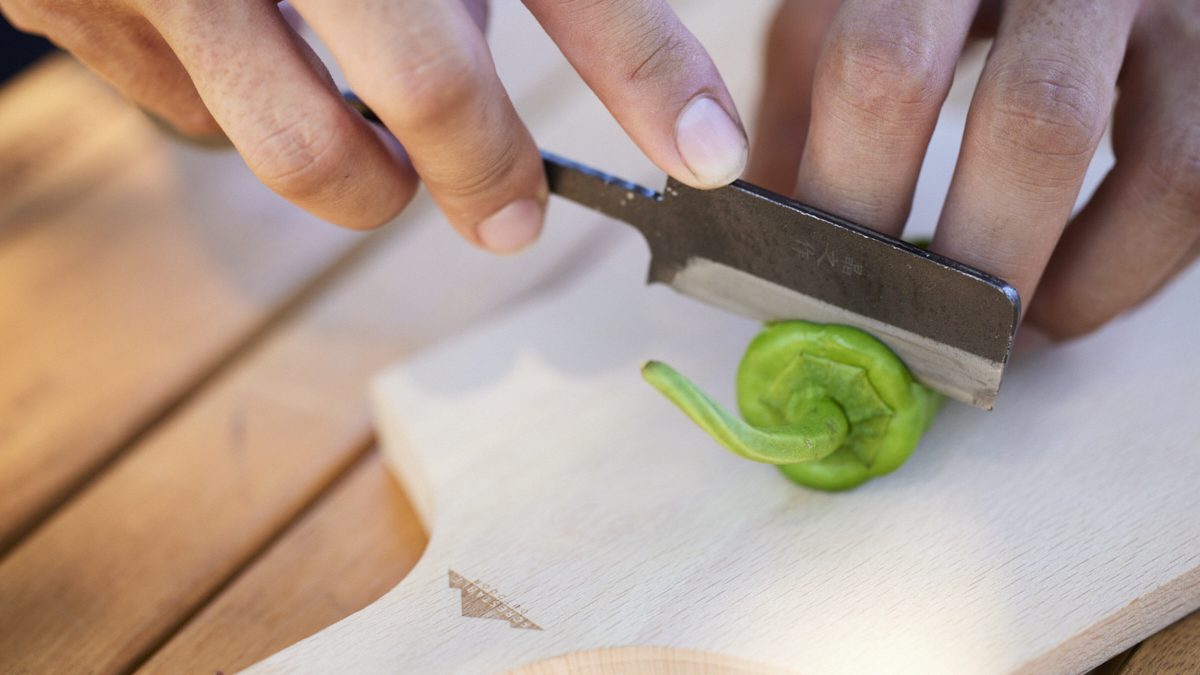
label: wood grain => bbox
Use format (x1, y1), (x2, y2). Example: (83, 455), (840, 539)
(253, 25), (1195, 670)
(0, 3), (768, 671)
(256, 224), (1200, 674)
(0, 56), (362, 552)
(6, 2), (1195, 673)
(137, 450), (426, 675)
(0, 163), (613, 674)
(1117, 610), (1200, 675)
(0, 1), (665, 670)
(0, 56), (148, 227)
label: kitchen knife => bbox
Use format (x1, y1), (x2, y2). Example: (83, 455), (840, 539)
(344, 93), (1018, 409)
(542, 152), (1019, 410)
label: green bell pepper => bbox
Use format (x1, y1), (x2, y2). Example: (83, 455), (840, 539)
(642, 321), (942, 491)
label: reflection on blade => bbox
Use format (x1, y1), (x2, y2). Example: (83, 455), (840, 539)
(667, 258), (1004, 409)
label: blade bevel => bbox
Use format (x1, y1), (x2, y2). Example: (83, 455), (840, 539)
(647, 177), (1020, 364)
(541, 151), (1020, 409)
(666, 257), (1006, 409)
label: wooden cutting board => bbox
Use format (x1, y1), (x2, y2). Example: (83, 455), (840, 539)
(247, 216), (1200, 672)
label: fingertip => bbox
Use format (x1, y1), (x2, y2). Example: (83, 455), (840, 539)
(674, 95), (748, 188)
(475, 198), (544, 254)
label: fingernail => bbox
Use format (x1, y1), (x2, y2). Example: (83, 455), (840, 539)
(675, 96), (748, 187)
(477, 199), (543, 254)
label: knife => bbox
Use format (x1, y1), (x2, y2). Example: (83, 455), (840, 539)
(344, 93), (1018, 409)
(541, 152), (1019, 410)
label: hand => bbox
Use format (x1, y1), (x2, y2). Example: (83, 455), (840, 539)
(747, 0), (1199, 339)
(1, 1), (747, 253)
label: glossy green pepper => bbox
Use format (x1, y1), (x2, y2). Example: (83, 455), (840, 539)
(642, 321), (942, 491)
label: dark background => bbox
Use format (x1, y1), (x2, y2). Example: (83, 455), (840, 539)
(1, 14), (54, 83)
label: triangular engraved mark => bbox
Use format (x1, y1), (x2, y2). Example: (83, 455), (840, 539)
(448, 569), (542, 631)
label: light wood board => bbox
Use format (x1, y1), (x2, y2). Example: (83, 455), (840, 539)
(3, 3), (1197, 673)
(247, 216), (1200, 673)
(0, 2), (761, 671)
(242, 5), (1200, 672)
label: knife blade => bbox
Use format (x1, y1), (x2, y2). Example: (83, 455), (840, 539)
(542, 151), (1019, 410)
(342, 92), (1018, 409)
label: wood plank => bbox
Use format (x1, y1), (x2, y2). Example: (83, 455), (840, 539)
(1117, 610), (1200, 674)
(137, 450), (426, 675)
(248, 14), (1185, 667)
(162, 7), (1191, 673)
(0, 185), (612, 674)
(0, 0), (709, 667)
(55, 4), (1025, 670)
(0, 0), (655, 558)
(0, 57), (362, 551)
(0, 56), (148, 228)
(1089, 650), (1135, 675)
(16, 3), (1180, 667)
(256, 213), (1200, 674)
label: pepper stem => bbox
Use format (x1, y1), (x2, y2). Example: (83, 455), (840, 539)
(642, 361), (848, 465)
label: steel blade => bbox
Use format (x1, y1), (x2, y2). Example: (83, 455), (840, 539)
(543, 152), (1020, 409)
(668, 258), (1007, 408)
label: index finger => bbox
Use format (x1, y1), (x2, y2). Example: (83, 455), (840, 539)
(523, 0), (748, 189)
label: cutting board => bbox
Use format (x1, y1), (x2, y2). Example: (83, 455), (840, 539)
(247, 217), (1200, 672)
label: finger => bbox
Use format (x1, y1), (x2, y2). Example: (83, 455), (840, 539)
(1026, 4), (1200, 339)
(459, 0), (489, 32)
(523, 0), (747, 189)
(144, 0), (416, 230)
(744, 0), (839, 194)
(931, 0), (1141, 308)
(293, 0), (545, 252)
(793, 0), (981, 236)
(5, 4), (218, 137)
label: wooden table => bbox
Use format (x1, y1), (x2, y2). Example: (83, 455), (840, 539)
(1, 14), (1197, 674)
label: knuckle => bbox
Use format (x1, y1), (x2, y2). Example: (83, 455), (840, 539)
(437, 135), (523, 203)
(625, 27), (685, 84)
(615, 8), (688, 84)
(822, 27), (944, 123)
(981, 57), (1108, 164)
(245, 112), (342, 200)
(562, 1), (693, 84)
(358, 47), (482, 130)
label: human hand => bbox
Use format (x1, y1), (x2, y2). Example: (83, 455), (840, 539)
(1, 0), (747, 252)
(748, 0), (1198, 339)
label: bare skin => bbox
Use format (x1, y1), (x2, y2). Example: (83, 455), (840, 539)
(748, 0), (1199, 339)
(0, 0), (747, 252)
(2, 0), (1195, 339)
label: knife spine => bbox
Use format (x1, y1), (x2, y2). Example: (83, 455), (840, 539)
(542, 151), (663, 235)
